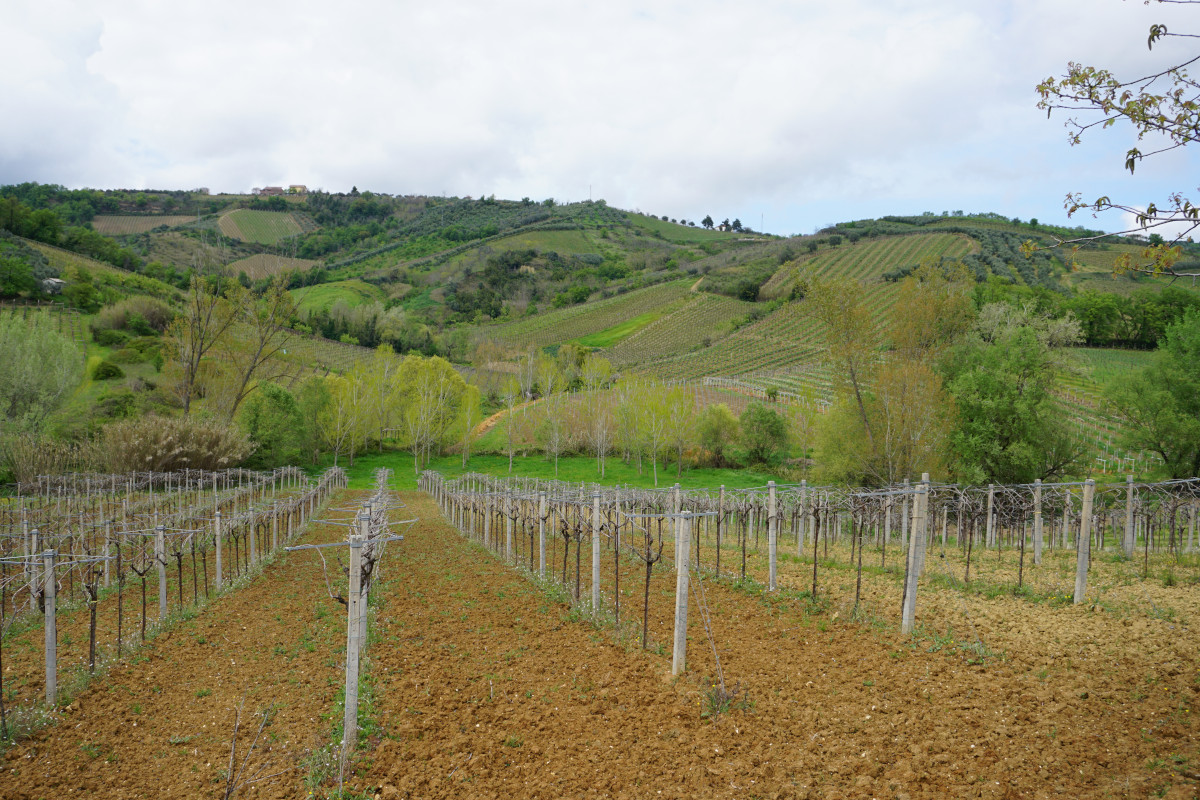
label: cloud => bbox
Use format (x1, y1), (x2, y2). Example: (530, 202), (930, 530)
(3, 0), (1199, 234)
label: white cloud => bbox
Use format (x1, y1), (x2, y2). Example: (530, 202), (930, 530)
(2, 0), (1199, 234)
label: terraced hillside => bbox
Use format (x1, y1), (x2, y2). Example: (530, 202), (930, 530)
(227, 253), (320, 280)
(92, 215), (197, 235)
(217, 209), (303, 244)
(472, 279), (695, 352)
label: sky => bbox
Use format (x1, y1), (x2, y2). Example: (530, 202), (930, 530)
(2, 0), (1197, 237)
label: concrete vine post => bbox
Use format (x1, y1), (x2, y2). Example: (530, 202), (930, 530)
(985, 484), (996, 549)
(155, 524), (168, 620)
(1124, 475), (1136, 558)
(901, 482), (928, 635)
(43, 548), (57, 706)
(768, 481), (778, 591)
(506, 496), (514, 563)
(672, 514), (691, 676)
(1033, 479), (1043, 566)
(214, 511), (223, 588)
(538, 491), (547, 578)
(343, 528), (364, 755)
(592, 491), (601, 613)
(798, 480), (807, 554)
(1074, 479), (1096, 605)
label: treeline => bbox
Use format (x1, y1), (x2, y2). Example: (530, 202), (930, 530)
(973, 277), (1200, 349)
(0, 193), (142, 271)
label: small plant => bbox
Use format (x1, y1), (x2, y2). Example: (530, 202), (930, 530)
(700, 681), (750, 720)
(503, 735), (523, 748)
(197, 688), (213, 698)
(80, 741), (103, 759)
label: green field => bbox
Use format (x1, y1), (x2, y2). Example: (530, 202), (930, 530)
(291, 279), (387, 314)
(218, 209), (303, 244)
(574, 310), (664, 347)
(627, 213), (752, 243)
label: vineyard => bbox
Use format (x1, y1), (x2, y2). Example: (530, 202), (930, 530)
(226, 253), (320, 280)
(91, 216), (198, 236)
(472, 279), (695, 352)
(217, 210), (304, 245)
(606, 293), (756, 367)
(275, 331), (376, 374)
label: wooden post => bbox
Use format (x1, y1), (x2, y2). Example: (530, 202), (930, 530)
(768, 481), (778, 591)
(901, 482), (928, 635)
(272, 505), (279, 552)
(592, 491), (601, 612)
(43, 548), (57, 706)
(155, 524), (168, 620)
(1123, 475), (1135, 558)
(1033, 479), (1043, 566)
(672, 484), (681, 566)
(484, 494), (492, 550)
(672, 514), (691, 676)
(1074, 479), (1096, 605)
(343, 527), (364, 754)
(538, 491), (547, 579)
(214, 511), (224, 588)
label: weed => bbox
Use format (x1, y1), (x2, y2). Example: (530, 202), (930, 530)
(700, 681), (751, 720)
(196, 688), (213, 698)
(503, 735), (523, 747)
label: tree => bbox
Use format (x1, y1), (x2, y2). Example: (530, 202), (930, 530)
(0, 256), (36, 297)
(212, 276), (295, 421)
(942, 308), (1085, 484)
(166, 277), (243, 415)
(731, 218), (743, 232)
(1036, 5), (1200, 276)
(1106, 309), (1200, 477)
(238, 382), (303, 467)
(316, 374), (367, 467)
(739, 402), (788, 465)
(0, 314), (82, 433)
(664, 383), (695, 477)
(696, 403), (739, 467)
(398, 355), (467, 474)
(459, 384), (482, 468)
(701, 215), (714, 229)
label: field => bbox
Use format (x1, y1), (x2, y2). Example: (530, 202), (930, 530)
(4, 462), (1199, 798)
(91, 216), (198, 236)
(473, 279), (695, 352)
(291, 279), (387, 314)
(217, 209), (304, 244)
(227, 253), (320, 280)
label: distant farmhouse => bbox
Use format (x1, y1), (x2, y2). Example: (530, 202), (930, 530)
(250, 185), (306, 196)
(41, 277), (66, 295)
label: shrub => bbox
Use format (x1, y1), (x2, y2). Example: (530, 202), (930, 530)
(92, 360), (125, 380)
(92, 296), (174, 334)
(92, 327), (131, 347)
(97, 414), (253, 472)
(0, 432), (99, 484)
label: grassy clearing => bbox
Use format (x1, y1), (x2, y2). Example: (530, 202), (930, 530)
(291, 279), (387, 314)
(574, 310), (663, 347)
(304, 450), (782, 492)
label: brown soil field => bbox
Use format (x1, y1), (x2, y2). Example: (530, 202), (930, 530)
(3, 490), (1198, 799)
(92, 216), (198, 236)
(227, 254), (320, 281)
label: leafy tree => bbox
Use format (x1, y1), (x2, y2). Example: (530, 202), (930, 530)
(0, 314), (83, 433)
(732, 218), (743, 232)
(1036, 5), (1200, 276)
(0, 255), (36, 297)
(739, 402), (788, 464)
(696, 403), (739, 467)
(1106, 310), (1200, 477)
(701, 215), (714, 229)
(238, 382), (304, 467)
(943, 309), (1085, 483)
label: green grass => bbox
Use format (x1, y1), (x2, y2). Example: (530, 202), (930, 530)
(304, 450), (783, 492)
(290, 279), (387, 314)
(627, 213), (749, 243)
(574, 310), (663, 347)
(218, 209), (303, 245)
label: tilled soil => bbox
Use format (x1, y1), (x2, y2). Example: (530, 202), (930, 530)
(3, 490), (1198, 799)
(0, 497), (360, 800)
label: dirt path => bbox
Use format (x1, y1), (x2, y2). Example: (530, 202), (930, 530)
(0, 495), (367, 800)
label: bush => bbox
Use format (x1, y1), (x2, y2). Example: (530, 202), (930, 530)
(92, 327), (131, 347)
(97, 414), (252, 472)
(92, 296), (174, 334)
(0, 432), (99, 484)
(92, 360), (125, 380)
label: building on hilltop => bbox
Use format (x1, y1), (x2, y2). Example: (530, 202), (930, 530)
(258, 186), (284, 196)
(287, 185), (308, 194)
